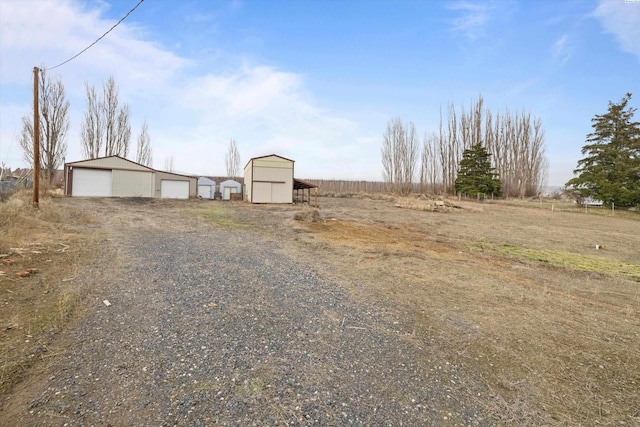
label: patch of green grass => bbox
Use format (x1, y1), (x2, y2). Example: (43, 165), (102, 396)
(190, 206), (249, 230)
(232, 377), (266, 398)
(496, 244), (640, 281)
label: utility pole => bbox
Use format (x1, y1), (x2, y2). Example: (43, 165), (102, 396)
(33, 66), (40, 208)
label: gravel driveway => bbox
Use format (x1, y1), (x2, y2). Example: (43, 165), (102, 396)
(6, 200), (494, 426)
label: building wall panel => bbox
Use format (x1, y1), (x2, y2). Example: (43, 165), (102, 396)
(253, 167), (292, 183)
(253, 158), (293, 169)
(271, 182), (292, 203)
(112, 170), (154, 197)
(252, 182), (272, 203)
(154, 172), (196, 198)
(244, 164), (253, 201)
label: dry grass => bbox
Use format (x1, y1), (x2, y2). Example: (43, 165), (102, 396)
(189, 202), (250, 230)
(0, 191), (98, 396)
(2, 193), (638, 425)
(283, 198), (640, 426)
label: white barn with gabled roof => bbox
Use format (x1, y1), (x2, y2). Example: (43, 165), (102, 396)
(244, 154), (294, 204)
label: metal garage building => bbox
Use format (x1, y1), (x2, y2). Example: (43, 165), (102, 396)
(244, 154), (294, 203)
(197, 177), (216, 199)
(219, 179), (242, 200)
(64, 156), (197, 199)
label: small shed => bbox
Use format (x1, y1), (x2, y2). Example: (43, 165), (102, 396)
(244, 154), (294, 203)
(219, 179), (242, 200)
(197, 177), (216, 200)
(64, 155), (197, 199)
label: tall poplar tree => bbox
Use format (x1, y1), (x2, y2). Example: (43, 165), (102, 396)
(18, 68), (69, 184)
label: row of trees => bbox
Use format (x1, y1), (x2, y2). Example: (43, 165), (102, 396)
(18, 69), (153, 185)
(382, 96), (548, 197)
(17, 69), (244, 183)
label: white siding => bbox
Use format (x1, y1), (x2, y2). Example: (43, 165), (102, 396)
(220, 180), (242, 200)
(271, 182), (291, 203)
(112, 170), (154, 197)
(161, 180), (189, 199)
(72, 168), (112, 197)
(198, 185), (213, 199)
(252, 182), (272, 203)
(244, 164), (253, 201)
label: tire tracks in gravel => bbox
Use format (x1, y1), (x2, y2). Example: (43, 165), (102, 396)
(4, 201), (495, 426)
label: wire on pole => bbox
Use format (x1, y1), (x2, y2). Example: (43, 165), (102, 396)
(33, 67), (40, 208)
(46, 0), (144, 71)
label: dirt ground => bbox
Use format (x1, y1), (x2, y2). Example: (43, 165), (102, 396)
(1, 194), (639, 426)
(225, 195), (640, 425)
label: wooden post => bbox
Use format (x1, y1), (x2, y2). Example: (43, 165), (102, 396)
(33, 67), (40, 208)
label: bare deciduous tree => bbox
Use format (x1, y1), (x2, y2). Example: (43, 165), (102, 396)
(164, 155), (175, 172)
(136, 120), (153, 167)
(80, 82), (102, 159)
(431, 96), (548, 197)
(225, 139), (241, 178)
(80, 76), (131, 159)
(18, 67), (69, 184)
(381, 117), (418, 195)
(114, 104), (131, 158)
(484, 109), (547, 197)
(420, 132), (440, 193)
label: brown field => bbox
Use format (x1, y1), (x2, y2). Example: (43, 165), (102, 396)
(226, 195), (640, 426)
(1, 191), (639, 426)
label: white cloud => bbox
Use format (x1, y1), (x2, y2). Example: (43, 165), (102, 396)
(593, 0), (640, 62)
(551, 34), (571, 66)
(0, 0), (375, 178)
(446, 0), (516, 41)
(447, 1), (493, 40)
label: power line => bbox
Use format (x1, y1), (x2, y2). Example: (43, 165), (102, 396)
(46, 0), (145, 71)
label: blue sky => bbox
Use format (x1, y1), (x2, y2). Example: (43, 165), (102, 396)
(1, 0), (638, 186)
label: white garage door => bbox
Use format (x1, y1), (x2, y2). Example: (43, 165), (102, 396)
(223, 186), (238, 200)
(72, 168), (112, 197)
(252, 182), (289, 203)
(198, 185), (213, 199)
(161, 180), (189, 199)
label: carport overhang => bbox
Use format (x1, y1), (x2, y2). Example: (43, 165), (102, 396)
(293, 178), (318, 207)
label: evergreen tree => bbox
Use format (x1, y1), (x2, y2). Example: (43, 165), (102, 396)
(455, 143), (502, 198)
(566, 93), (640, 208)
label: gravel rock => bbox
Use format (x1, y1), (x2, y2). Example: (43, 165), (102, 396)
(11, 205), (494, 426)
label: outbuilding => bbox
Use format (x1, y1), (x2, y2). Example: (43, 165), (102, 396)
(64, 155), (197, 199)
(244, 154), (294, 203)
(197, 177), (216, 200)
(219, 179), (242, 200)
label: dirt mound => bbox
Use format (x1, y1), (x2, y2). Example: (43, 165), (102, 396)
(293, 208), (322, 222)
(394, 195), (482, 213)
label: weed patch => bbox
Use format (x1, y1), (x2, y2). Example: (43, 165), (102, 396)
(0, 191), (98, 395)
(190, 205), (250, 230)
(496, 244), (640, 281)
